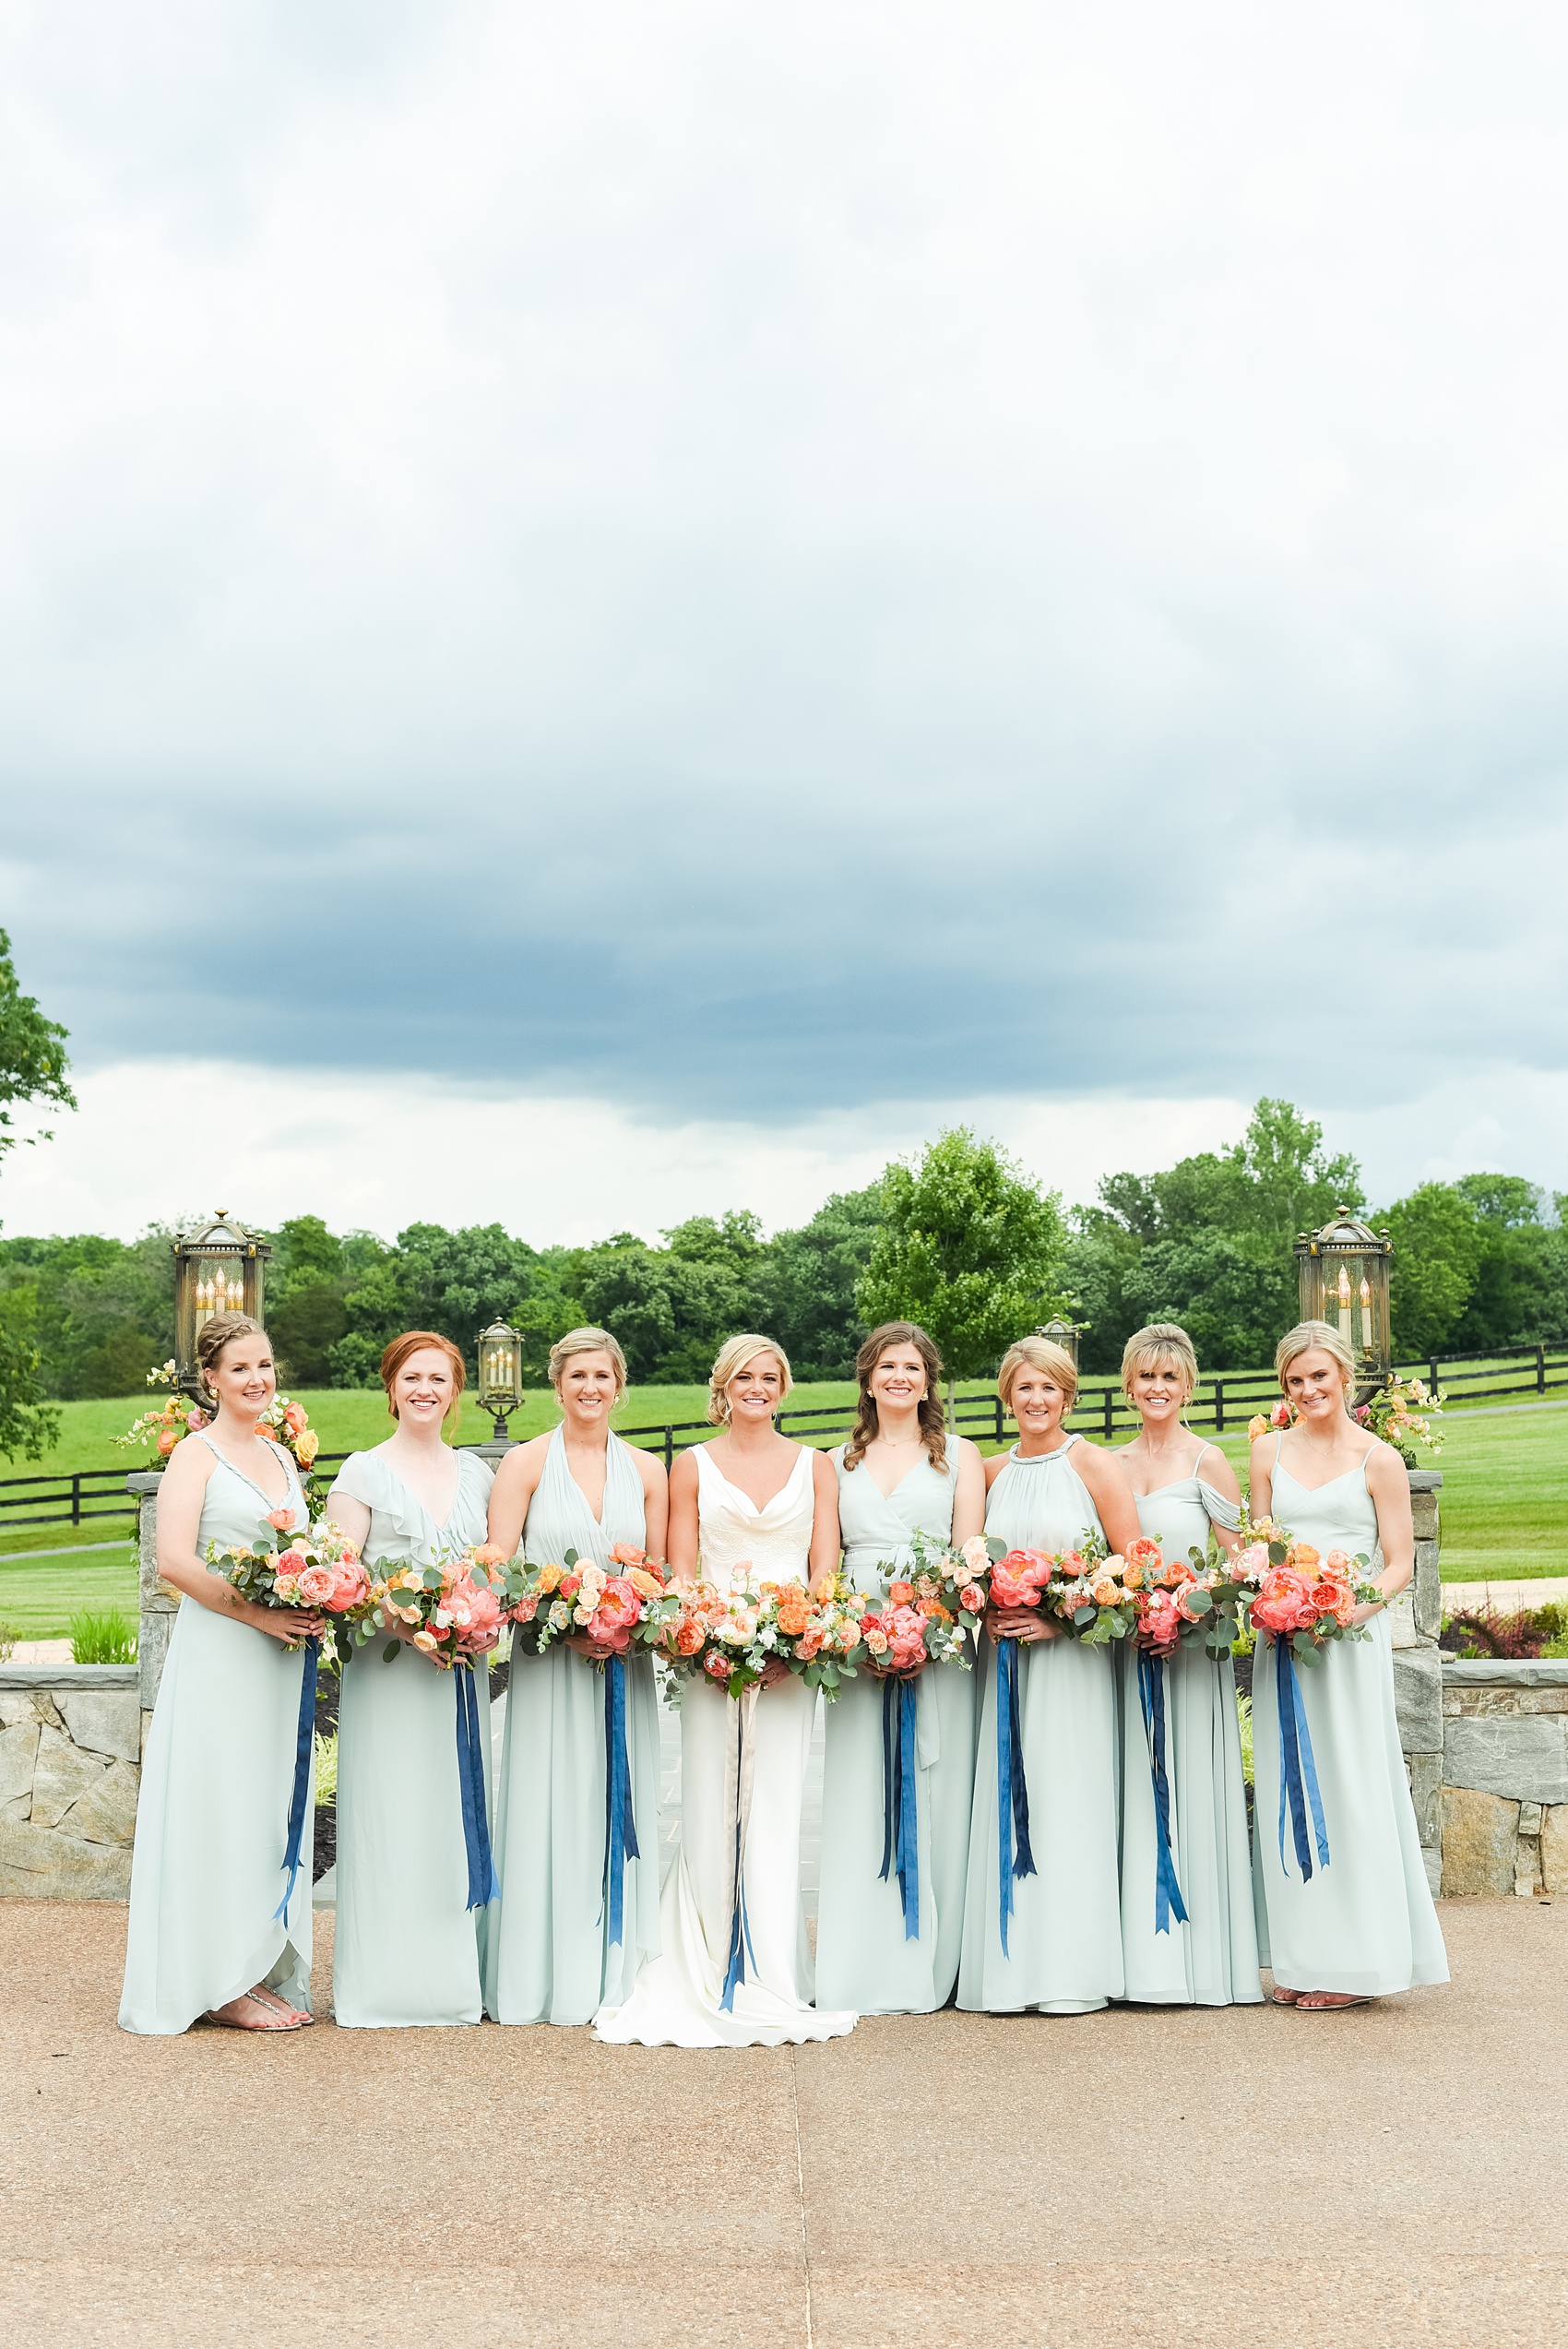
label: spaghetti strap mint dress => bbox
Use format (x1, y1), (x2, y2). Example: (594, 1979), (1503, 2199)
(329, 1447), (496, 2028)
(1252, 1437), (1448, 1997)
(956, 1436), (1123, 2014)
(484, 1427), (661, 2025)
(1118, 1445), (1262, 2005)
(814, 1442), (976, 2013)
(119, 1435), (314, 2034)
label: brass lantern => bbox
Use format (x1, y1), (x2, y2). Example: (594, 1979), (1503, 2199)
(1292, 1207), (1393, 1402)
(476, 1319), (524, 1441)
(1034, 1313), (1086, 1371)
(172, 1210), (270, 1405)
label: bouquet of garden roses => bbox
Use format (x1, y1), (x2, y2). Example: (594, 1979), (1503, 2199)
(1218, 1519), (1384, 1664)
(662, 1570), (867, 1700)
(208, 1513), (369, 1639)
(357, 1544), (506, 1669)
(1123, 1535), (1240, 1661)
(1043, 1534), (1143, 1645)
(500, 1542), (676, 1663)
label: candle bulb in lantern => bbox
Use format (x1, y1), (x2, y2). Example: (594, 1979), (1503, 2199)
(1360, 1274), (1372, 1356)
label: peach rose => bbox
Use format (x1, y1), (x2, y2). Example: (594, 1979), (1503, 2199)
(991, 1549), (1047, 1610)
(329, 1558), (369, 1612)
(864, 1624), (889, 1655)
(294, 1430), (319, 1468)
(609, 1541), (647, 1570)
(674, 1619), (705, 1657)
(961, 1535), (992, 1575)
(959, 1583), (986, 1613)
(559, 1573), (582, 1601)
(889, 1580), (915, 1608)
(537, 1563), (563, 1594)
(413, 1629), (439, 1653)
(629, 1567), (664, 1599)
(798, 1628), (826, 1659)
(1090, 1577), (1122, 1608)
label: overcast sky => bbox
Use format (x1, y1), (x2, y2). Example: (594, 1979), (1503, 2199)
(3, 1), (1565, 1242)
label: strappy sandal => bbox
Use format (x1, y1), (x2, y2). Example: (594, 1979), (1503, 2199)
(204, 1988), (312, 2032)
(1293, 1992), (1372, 2010)
(1269, 1986), (1301, 2005)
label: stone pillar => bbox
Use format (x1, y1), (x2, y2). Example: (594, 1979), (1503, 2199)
(1389, 1468), (1443, 1895)
(128, 1471), (176, 1728)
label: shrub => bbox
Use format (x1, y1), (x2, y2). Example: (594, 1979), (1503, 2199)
(0, 1619), (19, 1661)
(68, 1608), (137, 1664)
(314, 1730), (338, 1805)
(1440, 1601), (1568, 1662)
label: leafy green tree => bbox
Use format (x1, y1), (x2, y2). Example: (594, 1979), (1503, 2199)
(855, 1129), (1067, 1409)
(0, 1286), (61, 1460)
(769, 1182), (884, 1377)
(0, 929), (75, 1167)
(1380, 1183), (1483, 1359)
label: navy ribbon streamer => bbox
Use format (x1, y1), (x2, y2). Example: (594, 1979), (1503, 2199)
(1135, 1650), (1189, 1936)
(455, 1662), (497, 1910)
(994, 1637), (1037, 1955)
(275, 1634), (318, 1924)
(719, 1696), (755, 2012)
(1275, 1634), (1330, 1881)
(879, 1674), (921, 1941)
(601, 1653), (640, 1948)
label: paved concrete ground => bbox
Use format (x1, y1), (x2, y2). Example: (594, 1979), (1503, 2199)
(2, 1899), (1564, 2348)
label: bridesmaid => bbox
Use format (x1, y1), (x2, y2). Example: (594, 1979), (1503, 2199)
(1116, 1322), (1261, 2007)
(484, 1327), (668, 2026)
(957, 1334), (1143, 2014)
(595, 1333), (856, 2046)
(1250, 1320), (1447, 2009)
(327, 1331), (498, 2028)
(120, 1314), (322, 2033)
(815, 1321), (984, 2013)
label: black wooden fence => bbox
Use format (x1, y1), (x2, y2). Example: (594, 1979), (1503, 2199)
(5, 1340), (1564, 1536)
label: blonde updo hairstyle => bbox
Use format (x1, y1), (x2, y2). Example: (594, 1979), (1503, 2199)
(196, 1311), (267, 1404)
(996, 1334), (1077, 1415)
(549, 1325), (628, 1401)
(707, 1333), (794, 1425)
(1275, 1318), (1357, 1401)
(1121, 1321), (1200, 1403)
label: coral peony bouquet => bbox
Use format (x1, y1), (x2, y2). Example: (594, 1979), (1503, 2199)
(1118, 1535), (1239, 1660)
(207, 1514), (369, 1643)
(861, 1531), (1004, 1672)
(1044, 1536), (1143, 1645)
(356, 1544), (507, 1669)
(500, 1542), (676, 1663)
(1218, 1520), (1384, 1664)
(658, 1569), (867, 1699)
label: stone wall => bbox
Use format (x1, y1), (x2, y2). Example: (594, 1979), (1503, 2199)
(0, 1665), (142, 1898)
(1440, 1659), (1568, 1898)
(1389, 1470), (1444, 1895)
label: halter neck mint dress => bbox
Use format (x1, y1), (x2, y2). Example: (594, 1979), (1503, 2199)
(330, 1446), (495, 2028)
(814, 1441), (977, 2013)
(119, 1435), (314, 2034)
(1118, 1443), (1261, 2006)
(957, 1436), (1123, 2014)
(484, 1427), (661, 2026)
(1252, 1436), (1447, 1997)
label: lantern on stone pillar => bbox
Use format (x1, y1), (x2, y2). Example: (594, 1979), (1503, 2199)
(172, 1210), (270, 1405)
(1292, 1207), (1393, 1402)
(476, 1320), (524, 1441)
(1034, 1313), (1086, 1371)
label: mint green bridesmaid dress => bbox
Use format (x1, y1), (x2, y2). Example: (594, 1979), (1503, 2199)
(330, 1448), (496, 2028)
(814, 1442), (977, 2013)
(119, 1437), (314, 2034)
(957, 1437), (1123, 2013)
(1117, 1449), (1262, 2005)
(484, 1427), (661, 2025)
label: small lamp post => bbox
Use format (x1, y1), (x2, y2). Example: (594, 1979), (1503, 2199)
(172, 1210), (271, 1407)
(1034, 1313), (1087, 1372)
(1293, 1207), (1393, 1403)
(476, 1320), (524, 1441)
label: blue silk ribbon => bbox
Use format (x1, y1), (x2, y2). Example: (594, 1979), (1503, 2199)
(879, 1673), (921, 1941)
(455, 1662), (497, 1910)
(602, 1653), (640, 1948)
(1135, 1650), (1190, 1935)
(995, 1637), (1037, 1955)
(275, 1633), (318, 1923)
(1275, 1634), (1330, 1880)
(719, 1694), (755, 2012)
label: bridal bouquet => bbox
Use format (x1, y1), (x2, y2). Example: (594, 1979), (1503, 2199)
(358, 1544), (507, 1669)
(208, 1514), (369, 1639)
(502, 1542), (675, 1663)
(1221, 1520), (1384, 1664)
(660, 1570), (866, 1699)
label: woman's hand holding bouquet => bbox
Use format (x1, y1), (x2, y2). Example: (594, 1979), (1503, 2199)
(984, 1544), (1062, 1645)
(207, 1513), (369, 1649)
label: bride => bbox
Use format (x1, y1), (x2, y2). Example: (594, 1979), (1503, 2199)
(595, 1334), (858, 2047)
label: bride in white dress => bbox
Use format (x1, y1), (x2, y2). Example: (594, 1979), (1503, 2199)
(595, 1335), (858, 2048)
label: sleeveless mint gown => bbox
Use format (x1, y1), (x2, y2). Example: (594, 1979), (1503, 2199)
(485, 1427), (661, 2025)
(1118, 1447), (1261, 2005)
(1252, 1437), (1448, 1996)
(814, 1442), (977, 2013)
(330, 1447), (496, 2027)
(119, 1436), (314, 2034)
(957, 1437), (1123, 2013)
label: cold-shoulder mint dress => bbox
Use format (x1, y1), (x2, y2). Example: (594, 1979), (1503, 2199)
(957, 1437), (1123, 2013)
(484, 1427), (662, 2025)
(330, 1447), (496, 2027)
(1118, 1443), (1262, 2005)
(814, 1442), (977, 2013)
(1252, 1437), (1447, 1997)
(119, 1435), (314, 2034)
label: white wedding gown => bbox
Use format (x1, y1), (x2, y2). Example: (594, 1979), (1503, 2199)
(594, 1442), (858, 2048)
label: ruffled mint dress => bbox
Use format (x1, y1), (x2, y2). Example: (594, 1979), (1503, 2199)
(484, 1427), (661, 2025)
(1117, 1449), (1262, 2005)
(1252, 1439), (1448, 1997)
(814, 1443), (976, 2013)
(956, 1437), (1123, 2014)
(331, 1448), (496, 2028)
(119, 1436), (314, 2034)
